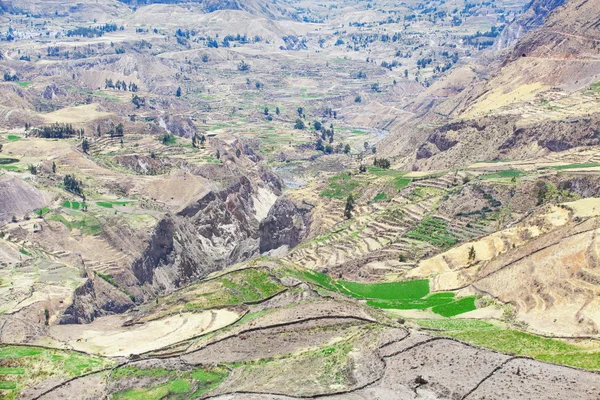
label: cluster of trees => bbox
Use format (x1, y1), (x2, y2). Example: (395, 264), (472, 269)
(66, 23), (119, 38)
(107, 123), (124, 138)
(3, 72), (18, 81)
(105, 79), (138, 92)
(237, 60), (250, 72)
(64, 174), (83, 196)
(381, 60), (401, 70)
(322, 107), (337, 119)
(131, 95), (145, 109)
(32, 123), (82, 139)
(191, 133), (206, 148)
(316, 140), (351, 155)
(373, 157), (391, 169)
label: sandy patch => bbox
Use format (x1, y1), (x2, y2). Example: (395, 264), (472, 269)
(562, 197), (600, 218)
(41, 104), (113, 125)
(51, 309), (240, 357)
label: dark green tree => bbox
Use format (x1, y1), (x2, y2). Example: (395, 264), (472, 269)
(344, 194), (355, 219)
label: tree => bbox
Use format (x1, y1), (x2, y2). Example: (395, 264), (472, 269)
(236, 148), (242, 158)
(404, 69), (409, 78)
(344, 194), (355, 219)
(0, 144), (2, 153)
(176, 86), (182, 97)
(64, 174), (83, 196)
(297, 107), (303, 117)
(52, 161), (56, 174)
(294, 119), (305, 130)
(81, 138), (89, 154)
(28, 164), (38, 175)
(315, 139), (324, 151)
(237, 60), (250, 71)
(276, 107), (280, 115)
(192, 134), (197, 148)
(264, 107), (269, 116)
(344, 144), (351, 154)
(468, 246), (476, 263)
(355, 96), (361, 103)
(313, 120), (322, 131)
(364, 142), (369, 151)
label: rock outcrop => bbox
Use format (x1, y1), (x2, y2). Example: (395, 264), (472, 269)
(60, 276), (134, 324)
(259, 197), (313, 253)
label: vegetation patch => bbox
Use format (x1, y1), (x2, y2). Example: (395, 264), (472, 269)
(479, 169), (525, 180)
(0, 345), (113, 398)
(551, 163), (600, 170)
(431, 296), (477, 317)
(321, 173), (361, 199)
(0, 158), (19, 165)
(405, 217), (456, 248)
(62, 200), (81, 210)
(111, 366), (228, 399)
(444, 328), (600, 371)
(16, 81), (32, 88)
(373, 192), (388, 202)
(7, 135), (20, 141)
(96, 200), (133, 208)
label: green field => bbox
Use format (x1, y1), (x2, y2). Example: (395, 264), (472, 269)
(437, 324), (600, 370)
(0, 158), (18, 165)
(96, 200), (133, 208)
(551, 163), (600, 170)
(111, 365), (228, 399)
(373, 192), (388, 202)
(479, 169), (525, 180)
(285, 268), (476, 317)
(177, 268), (285, 311)
(7, 135), (20, 141)
(0, 165), (19, 171)
(321, 173), (361, 199)
(15, 81), (32, 87)
(0, 345), (114, 399)
(47, 212), (102, 235)
(62, 200), (81, 210)
(405, 217), (456, 248)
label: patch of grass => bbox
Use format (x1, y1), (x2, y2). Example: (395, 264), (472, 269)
(94, 272), (118, 287)
(321, 173), (361, 199)
(373, 192), (388, 202)
(551, 163), (600, 170)
(413, 318), (496, 331)
(367, 292), (455, 310)
(445, 329), (600, 370)
(177, 268), (284, 311)
(0, 368), (24, 375)
(393, 177), (411, 190)
(15, 81), (32, 88)
(0, 165), (19, 171)
(479, 169), (525, 180)
(96, 200), (132, 208)
(431, 296), (477, 317)
(0, 347), (41, 358)
(113, 379), (191, 400)
(34, 207), (50, 217)
(0, 381), (16, 390)
(62, 200), (81, 210)
(0, 158), (19, 165)
(47, 212), (102, 235)
(7, 135), (20, 141)
(338, 279), (430, 300)
(405, 217), (456, 249)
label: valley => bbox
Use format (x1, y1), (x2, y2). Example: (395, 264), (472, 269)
(1, 0), (600, 398)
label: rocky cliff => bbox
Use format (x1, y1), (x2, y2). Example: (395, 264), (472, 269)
(494, 0), (567, 50)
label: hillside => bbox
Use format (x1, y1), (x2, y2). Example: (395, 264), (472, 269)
(3, 0), (600, 398)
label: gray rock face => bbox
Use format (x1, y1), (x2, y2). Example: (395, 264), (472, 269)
(0, 176), (50, 225)
(259, 198), (312, 254)
(494, 0), (566, 50)
(59, 276), (134, 324)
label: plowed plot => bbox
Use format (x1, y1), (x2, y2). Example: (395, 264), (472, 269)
(183, 318), (370, 364)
